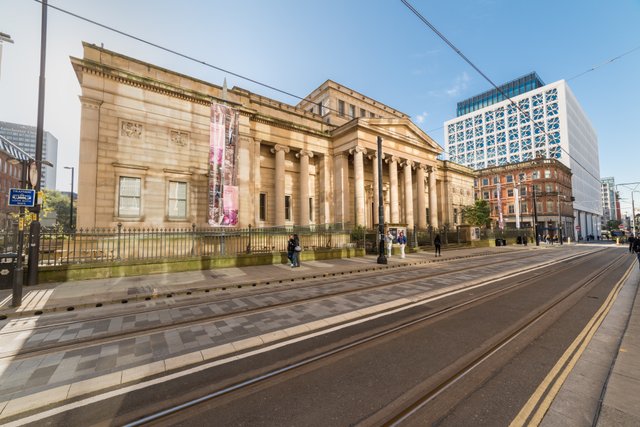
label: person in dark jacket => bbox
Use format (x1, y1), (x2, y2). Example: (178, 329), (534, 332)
(634, 238), (640, 269)
(629, 235), (636, 254)
(434, 234), (442, 257)
(291, 234), (301, 267)
(287, 234), (296, 267)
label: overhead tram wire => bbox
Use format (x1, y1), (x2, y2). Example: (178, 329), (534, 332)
(34, 0), (470, 151)
(567, 44), (640, 81)
(400, 0), (604, 186)
(35, 0), (406, 124)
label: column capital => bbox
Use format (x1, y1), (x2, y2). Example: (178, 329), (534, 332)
(79, 96), (103, 110)
(296, 149), (314, 159)
(349, 146), (368, 156)
(271, 144), (290, 154)
(427, 165), (438, 173)
(385, 155), (399, 164)
(403, 160), (414, 169)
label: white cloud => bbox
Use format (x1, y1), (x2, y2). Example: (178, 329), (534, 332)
(415, 111), (429, 124)
(445, 71), (470, 97)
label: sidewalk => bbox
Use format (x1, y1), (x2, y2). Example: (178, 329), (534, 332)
(1, 244), (637, 424)
(0, 246), (506, 318)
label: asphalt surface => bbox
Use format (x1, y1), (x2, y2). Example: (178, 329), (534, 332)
(0, 243), (638, 426)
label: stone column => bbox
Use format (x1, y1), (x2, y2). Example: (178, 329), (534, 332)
(333, 152), (348, 225)
(320, 154), (333, 225)
(428, 166), (438, 228)
(253, 139), (262, 226)
(351, 147), (367, 226)
(370, 153), (379, 227)
(388, 156), (399, 224)
(297, 150), (313, 226)
(416, 164), (427, 229)
(77, 96), (103, 229)
(403, 160), (414, 228)
(271, 144), (289, 226)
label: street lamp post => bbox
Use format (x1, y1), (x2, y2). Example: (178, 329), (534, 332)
(27, 0), (48, 286)
(9, 159), (28, 307)
(64, 166), (74, 230)
(376, 136), (387, 264)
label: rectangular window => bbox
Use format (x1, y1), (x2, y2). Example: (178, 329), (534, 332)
(493, 176), (499, 184)
(506, 175), (513, 183)
(544, 169), (551, 178)
(370, 111), (375, 118)
(350, 104), (356, 118)
(338, 100), (345, 117)
(360, 108), (366, 118)
(285, 195), (292, 221)
(482, 178), (489, 186)
(545, 183), (554, 193)
(508, 205), (515, 214)
(259, 193), (267, 221)
(118, 176), (141, 217)
(309, 197), (313, 222)
(507, 189), (514, 197)
(483, 191), (490, 200)
(168, 181), (187, 218)
(532, 171), (540, 179)
(521, 203), (528, 213)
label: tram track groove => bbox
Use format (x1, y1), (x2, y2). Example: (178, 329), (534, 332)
(116, 250), (622, 427)
(0, 249), (595, 361)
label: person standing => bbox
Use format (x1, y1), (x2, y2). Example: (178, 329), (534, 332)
(629, 235), (636, 254)
(633, 237), (640, 269)
(398, 231), (407, 259)
(434, 234), (442, 257)
(291, 233), (301, 268)
(287, 234), (296, 267)
(386, 231), (393, 257)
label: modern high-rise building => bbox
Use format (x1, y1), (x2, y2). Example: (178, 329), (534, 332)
(600, 177), (618, 225)
(444, 73), (602, 240)
(0, 121), (58, 189)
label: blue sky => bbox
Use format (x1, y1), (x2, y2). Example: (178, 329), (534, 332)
(1, 0), (639, 214)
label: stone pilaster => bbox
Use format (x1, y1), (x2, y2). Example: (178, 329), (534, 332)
(77, 96), (103, 229)
(297, 150), (313, 226)
(370, 153), (379, 226)
(271, 144), (289, 226)
(404, 160), (414, 228)
(416, 164), (427, 229)
(351, 147), (367, 226)
(429, 166), (438, 227)
(387, 156), (399, 224)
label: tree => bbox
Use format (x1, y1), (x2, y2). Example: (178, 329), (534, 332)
(462, 199), (491, 228)
(43, 189), (74, 231)
(606, 219), (622, 231)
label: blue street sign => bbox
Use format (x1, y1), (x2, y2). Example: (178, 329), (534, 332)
(8, 188), (36, 207)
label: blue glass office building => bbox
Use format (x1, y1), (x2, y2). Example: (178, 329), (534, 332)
(456, 72), (545, 117)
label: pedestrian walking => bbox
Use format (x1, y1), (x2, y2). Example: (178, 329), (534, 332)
(633, 237), (640, 269)
(629, 235), (636, 254)
(291, 233), (301, 267)
(287, 234), (296, 266)
(398, 231), (407, 259)
(385, 231), (393, 257)
(434, 234), (442, 257)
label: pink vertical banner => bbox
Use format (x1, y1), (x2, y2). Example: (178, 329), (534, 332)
(208, 103), (239, 226)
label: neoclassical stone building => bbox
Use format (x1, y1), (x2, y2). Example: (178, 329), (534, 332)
(71, 43), (474, 229)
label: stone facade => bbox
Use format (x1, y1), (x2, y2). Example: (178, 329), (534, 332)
(71, 43), (474, 230)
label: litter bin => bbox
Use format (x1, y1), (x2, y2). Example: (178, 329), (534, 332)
(516, 236), (522, 244)
(502, 239), (507, 246)
(0, 253), (17, 290)
(495, 238), (502, 247)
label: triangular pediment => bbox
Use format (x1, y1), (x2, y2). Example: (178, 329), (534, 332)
(332, 117), (443, 155)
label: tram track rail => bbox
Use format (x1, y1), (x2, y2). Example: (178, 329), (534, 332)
(118, 250), (625, 427)
(0, 249), (595, 361)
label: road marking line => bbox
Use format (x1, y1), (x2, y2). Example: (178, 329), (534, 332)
(0, 251), (594, 424)
(510, 261), (634, 427)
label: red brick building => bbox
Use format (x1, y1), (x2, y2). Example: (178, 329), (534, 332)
(474, 158), (574, 240)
